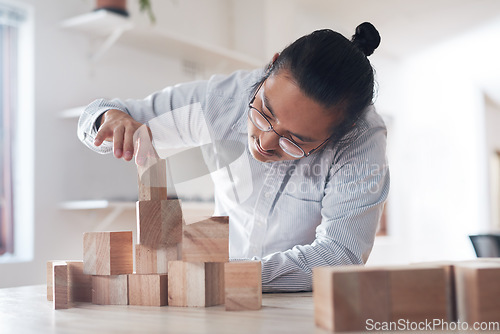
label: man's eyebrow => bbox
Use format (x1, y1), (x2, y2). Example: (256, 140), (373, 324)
(262, 92), (317, 143)
(262, 92), (277, 119)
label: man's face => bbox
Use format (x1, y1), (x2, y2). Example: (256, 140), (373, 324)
(247, 70), (339, 163)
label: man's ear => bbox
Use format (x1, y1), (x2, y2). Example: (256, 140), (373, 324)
(267, 53), (280, 72)
(271, 53), (279, 63)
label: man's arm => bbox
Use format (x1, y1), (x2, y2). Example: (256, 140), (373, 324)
(77, 79), (210, 159)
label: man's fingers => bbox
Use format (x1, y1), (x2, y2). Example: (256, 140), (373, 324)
(94, 126), (112, 147)
(113, 126), (125, 158)
(133, 125), (157, 167)
(94, 109), (154, 164)
(123, 127), (135, 161)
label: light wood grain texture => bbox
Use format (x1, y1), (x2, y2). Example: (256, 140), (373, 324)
(182, 216), (229, 263)
(313, 266), (336, 331)
(136, 199), (182, 248)
(313, 266), (389, 332)
(1, 285), (317, 334)
(138, 159), (167, 201)
(313, 265), (449, 332)
(168, 261), (224, 307)
(53, 264), (68, 310)
(66, 261), (92, 303)
(135, 244), (180, 274)
(83, 231), (133, 275)
(359, 269), (390, 325)
(128, 274), (168, 306)
(455, 260), (500, 323)
(92, 275), (128, 305)
(411, 261), (457, 321)
(389, 266), (448, 322)
(224, 261), (262, 311)
(47, 261), (54, 301)
(135, 199), (182, 273)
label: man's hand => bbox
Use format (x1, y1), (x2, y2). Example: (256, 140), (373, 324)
(133, 123), (160, 169)
(94, 109), (147, 161)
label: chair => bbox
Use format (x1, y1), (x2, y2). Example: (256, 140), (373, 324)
(469, 234), (500, 257)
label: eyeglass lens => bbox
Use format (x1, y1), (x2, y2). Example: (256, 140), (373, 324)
(249, 107), (305, 158)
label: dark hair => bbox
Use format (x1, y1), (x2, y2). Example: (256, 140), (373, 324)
(256, 22), (381, 148)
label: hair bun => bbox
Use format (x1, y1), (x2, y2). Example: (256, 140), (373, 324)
(351, 22), (381, 56)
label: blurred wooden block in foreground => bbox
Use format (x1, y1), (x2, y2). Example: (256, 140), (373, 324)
(313, 265), (449, 332)
(411, 261), (457, 322)
(389, 266), (448, 322)
(167, 261), (224, 307)
(455, 260), (500, 323)
(313, 266), (389, 332)
(128, 274), (168, 306)
(225, 261), (262, 311)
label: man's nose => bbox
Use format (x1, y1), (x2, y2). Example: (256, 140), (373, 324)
(259, 130), (280, 151)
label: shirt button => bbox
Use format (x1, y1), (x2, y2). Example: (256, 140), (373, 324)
(264, 192), (272, 198)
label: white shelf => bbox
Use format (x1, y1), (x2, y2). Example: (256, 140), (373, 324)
(59, 200), (135, 210)
(61, 10), (264, 70)
(59, 199), (214, 229)
(61, 10), (133, 36)
(59, 200), (136, 231)
(59, 106), (85, 119)
(59, 199), (214, 212)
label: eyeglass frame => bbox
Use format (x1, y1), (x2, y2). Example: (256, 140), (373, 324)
(247, 79), (331, 158)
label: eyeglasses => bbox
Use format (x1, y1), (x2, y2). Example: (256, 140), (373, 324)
(248, 80), (330, 158)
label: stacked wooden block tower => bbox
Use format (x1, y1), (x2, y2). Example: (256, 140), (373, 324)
(314, 260), (500, 332)
(47, 159), (262, 311)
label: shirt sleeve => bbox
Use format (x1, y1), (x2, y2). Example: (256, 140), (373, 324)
(77, 79), (210, 155)
(257, 124), (390, 292)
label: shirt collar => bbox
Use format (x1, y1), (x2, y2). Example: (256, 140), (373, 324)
(231, 68), (265, 134)
(231, 107), (249, 134)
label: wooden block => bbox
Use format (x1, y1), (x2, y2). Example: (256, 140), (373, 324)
(53, 263), (68, 310)
(135, 199), (182, 273)
(138, 159), (167, 201)
(135, 244), (180, 274)
(92, 275), (129, 305)
(67, 261), (92, 303)
(128, 274), (168, 306)
(388, 266), (448, 322)
(47, 261), (54, 301)
(314, 265), (450, 331)
(455, 261), (500, 323)
(182, 216), (229, 263)
(136, 199), (182, 248)
(167, 261), (224, 307)
(411, 261), (457, 321)
(83, 231), (133, 275)
(313, 266), (389, 332)
(358, 269), (390, 324)
(224, 261), (262, 311)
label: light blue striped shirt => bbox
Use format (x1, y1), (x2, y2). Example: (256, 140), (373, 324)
(78, 69), (390, 292)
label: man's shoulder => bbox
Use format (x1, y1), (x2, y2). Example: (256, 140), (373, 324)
(207, 69), (264, 99)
